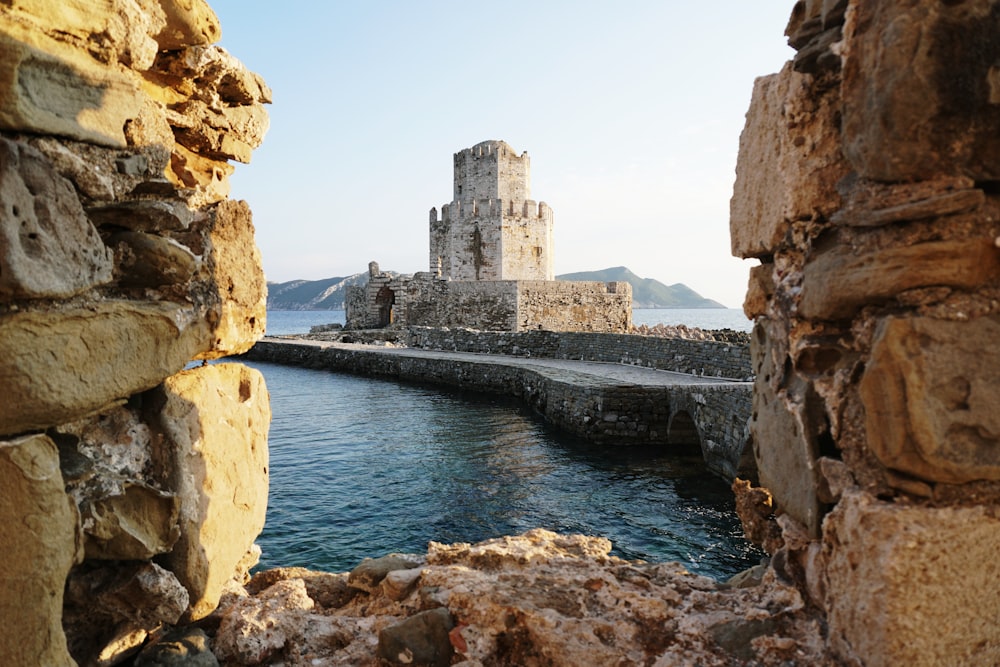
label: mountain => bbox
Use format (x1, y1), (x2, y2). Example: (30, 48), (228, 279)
(267, 266), (725, 310)
(556, 266), (726, 309)
(267, 274), (367, 310)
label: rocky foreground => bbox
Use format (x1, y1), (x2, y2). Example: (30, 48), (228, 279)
(135, 529), (833, 667)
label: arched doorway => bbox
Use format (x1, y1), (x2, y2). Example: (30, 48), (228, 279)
(667, 410), (703, 457)
(375, 286), (395, 328)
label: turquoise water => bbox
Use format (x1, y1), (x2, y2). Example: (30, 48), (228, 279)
(246, 357), (763, 580)
(264, 308), (752, 336)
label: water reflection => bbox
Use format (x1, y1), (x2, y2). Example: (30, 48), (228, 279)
(245, 360), (762, 579)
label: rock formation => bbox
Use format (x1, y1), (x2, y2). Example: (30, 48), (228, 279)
(0, 1), (270, 664)
(731, 1), (1000, 665)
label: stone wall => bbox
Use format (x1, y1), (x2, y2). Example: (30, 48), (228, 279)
(346, 265), (634, 333)
(406, 327), (752, 380)
(0, 2), (270, 665)
(731, 2), (1000, 665)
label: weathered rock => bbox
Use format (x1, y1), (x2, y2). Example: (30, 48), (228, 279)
(348, 554), (423, 594)
(730, 62), (848, 259)
(0, 301), (211, 436)
(213, 579), (314, 665)
(188, 198), (268, 358)
(0, 16), (144, 147)
(64, 561), (190, 666)
(377, 607), (454, 667)
(109, 230), (198, 287)
(135, 627), (220, 667)
(749, 321), (823, 536)
(0, 434), (80, 667)
(167, 142), (234, 206)
(156, 0), (221, 50)
(214, 529), (833, 666)
(742, 263), (774, 319)
(88, 199), (194, 232)
(0, 0), (166, 70)
(381, 567), (423, 601)
(172, 99), (270, 163)
(831, 176), (985, 228)
(824, 490), (1000, 667)
(841, 1), (1000, 181)
(0, 137), (113, 298)
(799, 238), (1000, 321)
(154, 363), (270, 620)
(860, 315), (1000, 484)
(81, 482), (180, 560)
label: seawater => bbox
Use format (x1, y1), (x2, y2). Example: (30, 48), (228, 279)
(264, 308), (752, 336)
(248, 308), (762, 580)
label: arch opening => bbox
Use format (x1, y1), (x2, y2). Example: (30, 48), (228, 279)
(667, 410), (704, 458)
(375, 286), (395, 328)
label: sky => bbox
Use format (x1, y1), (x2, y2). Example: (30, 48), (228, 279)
(209, 2), (794, 309)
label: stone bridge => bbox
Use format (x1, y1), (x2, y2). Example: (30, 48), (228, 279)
(243, 338), (754, 481)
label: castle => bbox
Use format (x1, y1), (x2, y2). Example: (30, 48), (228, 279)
(346, 140), (632, 332)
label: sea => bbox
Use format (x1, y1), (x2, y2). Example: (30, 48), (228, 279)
(248, 308), (761, 580)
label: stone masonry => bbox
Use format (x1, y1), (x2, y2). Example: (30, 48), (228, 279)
(346, 140), (633, 333)
(0, 2), (271, 665)
(731, 2), (1000, 665)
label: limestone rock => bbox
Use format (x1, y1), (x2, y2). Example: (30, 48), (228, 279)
(167, 142), (234, 206)
(348, 554), (423, 594)
(154, 363), (270, 621)
(0, 137), (113, 298)
(213, 579), (314, 665)
(824, 490), (1000, 667)
(185, 199), (268, 358)
(376, 607), (454, 667)
(0, 0), (166, 70)
(0, 301), (211, 436)
(0, 16), (144, 147)
(749, 322), (823, 536)
(156, 0), (221, 50)
(799, 238), (1000, 321)
(213, 529), (832, 666)
(860, 315), (1000, 484)
(109, 230), (198, 287)
(82, 482), (180, 560)
(88, 199), (194, 232)
(64, 561), (190, 666)
(0, 434), (80, 667)
(841, 1), (1000, 181)
(730, 62), (849, 259)
(135, 627), (219, 667)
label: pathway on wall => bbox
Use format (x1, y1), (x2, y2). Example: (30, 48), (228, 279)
(244, 338), (754, 480)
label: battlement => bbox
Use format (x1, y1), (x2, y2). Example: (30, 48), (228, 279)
(453, 139), (531, 202)
(433, 199), (552, 222)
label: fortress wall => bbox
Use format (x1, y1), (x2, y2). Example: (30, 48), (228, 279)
(407, 326), (752, 379)
(0, 2), (271, 664)
(517, 280), (632, 333)
(731, 2), (1000, 664)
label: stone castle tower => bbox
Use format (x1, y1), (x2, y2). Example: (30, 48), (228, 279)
(429, 140), (554, 281)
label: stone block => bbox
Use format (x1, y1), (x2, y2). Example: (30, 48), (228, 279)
(155, 363), (270, 620)
(0, 17), (143, 147)
(0, 434), (80, 667)
(108, 230), (198, 288)
(0, 301), (212, 436)
(82, 482), (180, 560)
(189, 199), (267, 357)
(156, 0), (221, 50)
(0, 0), (165, 70)
(749, 322), (823, 536)
(730, 62), (848, 259)
(799, 238), (1000, 321)
(824, 490), (1000, 667)
(0, 137), (113, 299)
(841, 1), (1000, 181)
(860, 315), (1000, 484)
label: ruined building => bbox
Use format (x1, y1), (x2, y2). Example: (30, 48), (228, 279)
(346, 140), (632, 332)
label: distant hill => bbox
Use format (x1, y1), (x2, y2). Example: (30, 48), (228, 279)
(267, 266), (724, 310)
(556, 266), (726, 309)
(266, 274), (366, 310)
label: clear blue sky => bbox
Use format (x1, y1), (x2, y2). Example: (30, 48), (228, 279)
(210, 1), (794, 308)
